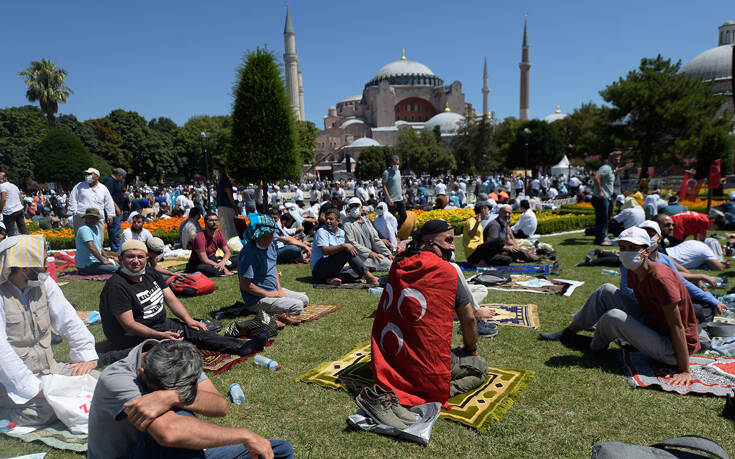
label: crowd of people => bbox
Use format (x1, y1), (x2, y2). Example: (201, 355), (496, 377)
(0, 149), (732, 456)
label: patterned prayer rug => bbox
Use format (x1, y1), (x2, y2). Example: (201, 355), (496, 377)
(2, 421), (88, 452)
(200, 339), (274, 375)
(58, 272), (113, 281)
(292, 303), (343, 322)
(479, 304), (539, 329)
(297, 343), (534, 431)
(620, 349), (735, 396)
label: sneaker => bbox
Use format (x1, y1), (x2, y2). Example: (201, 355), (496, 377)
(354, 386), (408, 429)
(476, 319), (498, 338)
(373, 385), (419, 425)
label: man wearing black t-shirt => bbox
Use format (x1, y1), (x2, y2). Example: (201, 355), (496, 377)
(98, 240), (267, 363)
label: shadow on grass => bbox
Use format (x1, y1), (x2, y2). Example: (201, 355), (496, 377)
(295, 276), (315, 284)
(543, 343), (623, 376)
(559, 238), (592, 246)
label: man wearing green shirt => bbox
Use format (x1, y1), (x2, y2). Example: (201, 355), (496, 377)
(382, 155), (406, 227)
(592, 150), (622, 246)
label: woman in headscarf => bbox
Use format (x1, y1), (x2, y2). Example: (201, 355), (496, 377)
(373, 202), (398, 250)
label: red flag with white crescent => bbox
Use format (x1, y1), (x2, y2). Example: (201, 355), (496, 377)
(709, 159), (722, 189)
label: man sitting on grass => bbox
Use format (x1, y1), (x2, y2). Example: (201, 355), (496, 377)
(511, 199), (537, 239)
(88, 340), (293, 459)
(75, 207), (118, 275)
(540, 227), (699, 386)
(310, 209), (379, 286)
(185, 212), (237, 277)
(342, 197), (393, 271)
(465, 205), (541, 267)
(121, 213), (153, 248)
(371, 220), (490, 412)
(655, 214), (730, 271)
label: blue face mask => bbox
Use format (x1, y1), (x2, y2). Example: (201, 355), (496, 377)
(120, 265), (144, 276)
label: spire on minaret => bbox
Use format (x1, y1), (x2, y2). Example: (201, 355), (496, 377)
(283, 6), (302, 120)
(401, 48), (406, 60)
(482, 56), (490, 118)
(519, 14), (531, 120)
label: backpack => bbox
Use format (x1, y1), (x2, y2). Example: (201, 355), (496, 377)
(591, 436), (730, 459)
(166, 272), (216, 297)
(470, 271), (511, 286)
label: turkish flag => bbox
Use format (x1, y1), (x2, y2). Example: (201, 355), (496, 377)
(679, 170), (695, 200)
(709, 159), (722, 189)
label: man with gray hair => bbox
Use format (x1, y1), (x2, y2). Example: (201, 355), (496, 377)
(466, 205), (541, 267)
(88, 339), (294, 458)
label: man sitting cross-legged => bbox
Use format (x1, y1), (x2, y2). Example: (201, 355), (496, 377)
(185, 212), (238, 277)
(98, 240), (266, 364)
(342, 197), (394, 271)
(540, 226), (700, 386)
(466, 205), (540, 267)
(310, 208), (379, 286)
(88, 339), (293, 459)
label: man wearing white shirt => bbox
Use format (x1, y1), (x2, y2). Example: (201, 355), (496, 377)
(0, 172), (27, 236)
(0, 235), (98, 426)
(68, 167), (115, 237)
(434, 180), (447, 196)
(120, 214), (153, 248)
(547, 187), (559, 200)
(294, 186), (304, 207)
(511, 199), (538, 239)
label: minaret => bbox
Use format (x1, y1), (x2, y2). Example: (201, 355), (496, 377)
(482, 56), (490, 118)
(519, 14), (531, 120)
(297, 63), (305, 121)
(283, 7), (302, 120)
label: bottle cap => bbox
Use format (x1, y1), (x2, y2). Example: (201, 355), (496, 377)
(276, 365), (282, 370)
(229, 383), (240, 390)
(8, 421), (15, 429)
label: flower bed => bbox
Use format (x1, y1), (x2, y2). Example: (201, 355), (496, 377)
(414, 208), (595, 235)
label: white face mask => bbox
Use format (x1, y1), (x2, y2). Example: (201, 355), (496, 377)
(85, 175), (94, 184)
(256, 241), (270, 250)
(349, 207), (361, 218)
(120, 265), (144, 276)
(26, 271), (49, 288)
(392, 165), (399, 171)
(375, 207), (384, 217)
(619, 250), (644, 270)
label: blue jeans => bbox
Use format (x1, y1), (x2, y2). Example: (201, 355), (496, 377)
(108, 215), (122, 253)
(277, 245), (302, 263)
(77, 262), (119, 275)
(591, 195), (609, 244)
(128, 410), (294, 459)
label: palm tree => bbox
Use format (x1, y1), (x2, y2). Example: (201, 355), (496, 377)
(18, 58), (73, 129)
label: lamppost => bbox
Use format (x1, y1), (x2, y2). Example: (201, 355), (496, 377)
(567, 144), (574, 181)
(199, 131), (210, 211)
(522, 127), (531, 194)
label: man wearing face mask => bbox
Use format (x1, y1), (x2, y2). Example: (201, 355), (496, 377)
(68, 167), (115, 237)
(99, 240), (266, 364)
(540, 227), (699, 386)
(465, 205), (541, 267)
(0, 235), (99, 426)
(343, 197), (393, 271)
(382, 155), (407, 228)
(238, 214), (309, 316)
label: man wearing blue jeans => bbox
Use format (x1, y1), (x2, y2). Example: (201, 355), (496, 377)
(102, 168), (126, 253)
(88, 339), (293, 459)
(592, 151), (622, 245)
(75, 207), (118, 274)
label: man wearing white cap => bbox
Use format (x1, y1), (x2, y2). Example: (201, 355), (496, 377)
(342, 197), (393, 271)
(0, 235), (99, 425)
(68, 167), (115, 237)
(541, 226), (700, 386)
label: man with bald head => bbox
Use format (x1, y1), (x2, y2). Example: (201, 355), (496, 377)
(370, 219), (487, 410)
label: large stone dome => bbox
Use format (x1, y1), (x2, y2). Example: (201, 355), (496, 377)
(347, 137), (381, 148)
(424, 111), (464, 134)
(366, 53), (444, 88)
(681, 45), (733, 81)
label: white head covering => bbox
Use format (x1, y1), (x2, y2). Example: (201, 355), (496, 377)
(373, 202), (398, 247)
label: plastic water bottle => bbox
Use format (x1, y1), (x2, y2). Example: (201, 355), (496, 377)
(601, 269), (619, 276)
(253, 354), (281, 371)
(0, 419), (16, 432)
(724, 309), (733, 319)
(718, 276), (728, 289)
(229, 383), (245, 405)
(368, 287), (384, 295)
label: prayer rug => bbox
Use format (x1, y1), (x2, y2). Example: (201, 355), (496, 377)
(58, 272), (112, 281)
(313, 283), (370, 289)
(200, 339), (274, 375)
(297, 343), (534, 431)
(479, 304), (539, 329)
(473, 274), (583, 297)
(620, 349), (735, 396)
(292, 303), (343, 322)
(158, 258), (188, 269)
(2, 422), (87, 452)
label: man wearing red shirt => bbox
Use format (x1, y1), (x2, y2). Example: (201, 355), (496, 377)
(671, 210), (723, 242)
(540, 227), (699, 386)
(185, 212), (238, 277)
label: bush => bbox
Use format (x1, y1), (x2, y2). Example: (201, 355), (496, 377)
(35, 129), (92, 185)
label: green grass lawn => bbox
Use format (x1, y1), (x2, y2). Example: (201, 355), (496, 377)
(2, 231), (734, 458)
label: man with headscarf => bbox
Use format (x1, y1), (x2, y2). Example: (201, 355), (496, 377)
(0, 235), (99, 425)
(373, 202), (398, 249)
(238, 214), (309, 317)
(342, 197), (393, 271)
(369, 220), (488, 412)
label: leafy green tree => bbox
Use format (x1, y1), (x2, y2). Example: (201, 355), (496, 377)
(18, 58), (73, 129)
(0, 105), (48, 182)
(91, 153), (113, 179)
(149, 117), (178, 134)
(504, 119), (564, 170)
(229, 48), (300, 184)
(174, 115), (231, 181)
(452, 111), (503, 174)
(34, 130), (92, 186)
(395, 129), (456, 175)
(695, 125), (734, 179)
(600, 55), (733, 175)
(355, 146), (394, 179)
(551, 102), (613, 159)
(295, 120), (318, 163)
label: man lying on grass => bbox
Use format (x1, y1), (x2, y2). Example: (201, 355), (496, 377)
(540, 226), (699, 386)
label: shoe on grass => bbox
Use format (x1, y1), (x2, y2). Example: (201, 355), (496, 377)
(355, 386), (408, 429)
(373, 385), (419, 425)
(476, 318), (498, 338)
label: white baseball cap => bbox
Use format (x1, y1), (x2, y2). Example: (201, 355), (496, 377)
(84, 167), (100, 176)
(729, 191), (735, 201)
(347, 197), (362, 206)
(617, 226), (651, 247)
(638, 220), (661, 237)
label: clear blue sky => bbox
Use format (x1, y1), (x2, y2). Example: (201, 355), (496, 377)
(1, 0), (732, 127)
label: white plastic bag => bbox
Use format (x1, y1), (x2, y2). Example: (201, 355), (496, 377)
(41, 373), (97, 434)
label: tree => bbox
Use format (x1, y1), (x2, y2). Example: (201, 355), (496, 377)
(600, 55), (733, 176)
(174, 115), (231, 181)
(551, 102), (613, 159)
(18, 58), (73, 129)
(695, 125), (734, 179)
(295, 120), (318, 163)
(0, 105), (48, 182)
(452, 111), (504, 174)
(355, 146), (394, 179)
(504, 119), (564, 171)
(34, 130), (92, 186)
(228, 48), (300, 184)
(395, 129), (456, 175)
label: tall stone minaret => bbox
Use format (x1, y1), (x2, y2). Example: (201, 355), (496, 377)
(482, 56), (490, 118)
(283, 7), (302, 121)
(519, 14), (531, 120)
(297, 63), (305, 121)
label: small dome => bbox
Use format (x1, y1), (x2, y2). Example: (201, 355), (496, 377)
(347, 137), (381, 148)
(340, 119), (365, 128)
(424, 111), (464, 134)
(543, 106), (569, 123)
(681, 45), (733, 81)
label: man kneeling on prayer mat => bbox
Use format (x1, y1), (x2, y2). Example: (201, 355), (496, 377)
(98, 240), (267, 364)
(367, 219), (489, 427)
(540, 226), (699, 386)
(0, 235), (99, 426)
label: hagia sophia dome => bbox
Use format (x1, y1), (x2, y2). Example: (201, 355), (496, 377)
(366, 52), (445, 87)
(681, 21), (733, 82)
(425, 105), (464, 135)
(543, 105), (569, 123)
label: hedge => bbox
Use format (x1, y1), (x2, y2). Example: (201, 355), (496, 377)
(47, 231), (180, 250)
